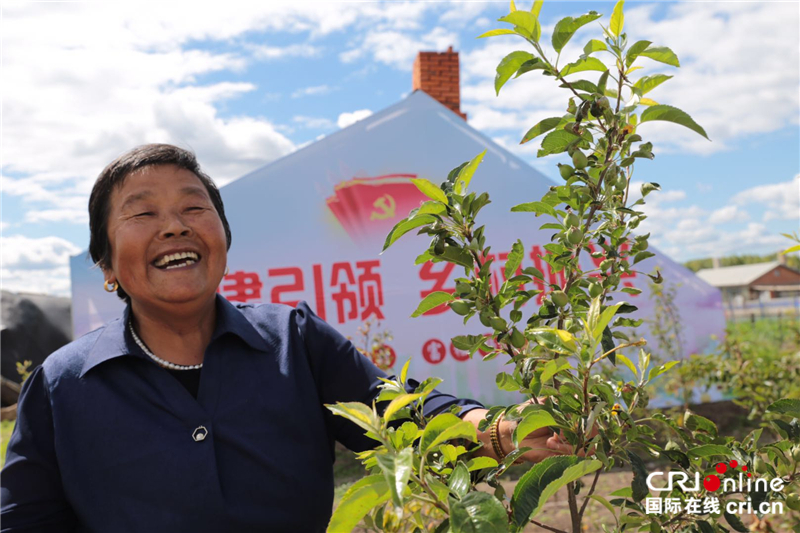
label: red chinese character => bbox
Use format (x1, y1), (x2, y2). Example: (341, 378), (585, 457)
(422, 339), (446, 364)
(221, 271), (263, 303)
(356, 260), (384, 321)
(312, 264), (326, 321)
(419, 262), (456, 315)
(530, 246), (565, 303)
(268, 267), (304, 307)
(330, 262), (358, 324)
(449, 342), (470, 362)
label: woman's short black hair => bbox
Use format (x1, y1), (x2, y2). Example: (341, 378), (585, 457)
(88, 144), (232, 302)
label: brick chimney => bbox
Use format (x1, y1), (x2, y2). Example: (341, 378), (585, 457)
(412, 46), (467, 121)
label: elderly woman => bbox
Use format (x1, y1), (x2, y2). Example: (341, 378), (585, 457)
(1, 144), (572, 532)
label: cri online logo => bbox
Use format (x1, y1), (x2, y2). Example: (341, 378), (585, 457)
(647, 459), (786, 494)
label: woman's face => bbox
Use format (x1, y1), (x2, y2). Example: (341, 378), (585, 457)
(102, 164), (228, 312)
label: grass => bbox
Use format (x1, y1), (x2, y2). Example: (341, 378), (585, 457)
(1, 420), (15, 469)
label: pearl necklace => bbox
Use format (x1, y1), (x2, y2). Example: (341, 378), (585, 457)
(128, 322), (203, 371)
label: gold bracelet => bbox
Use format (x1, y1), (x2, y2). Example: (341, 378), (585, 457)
(490, 413), (508, 462)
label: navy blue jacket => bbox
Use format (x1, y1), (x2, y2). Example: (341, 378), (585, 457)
(1, 295), (482, 532)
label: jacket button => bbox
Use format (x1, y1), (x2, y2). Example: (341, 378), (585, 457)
(192, 426), (208, 442)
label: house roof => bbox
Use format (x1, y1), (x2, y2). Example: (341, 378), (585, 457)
(696, 261), (780, 288)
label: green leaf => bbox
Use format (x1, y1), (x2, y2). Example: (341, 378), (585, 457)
(551, 12), (602, 53)
(625, 40), (652, 67)
(455, 150), (487, 195)
(640, 104), (709, 140)
(420, 413), (477, 454)
(466, 457), (499, 471)
(615, 353), (638, 377)
(511, 201), (555, 216)
(633, 251), (655, 265)
(626, 450), (649, 502)
(495, 51), (535, 95)
(514, 58), (547, 78)
(382, 214), (437, 252)
(540, 359), (570, 383)
(512, 457), (601, 525)
(440, 246), (475, 269)
(509, 0), (516, 11)
(560, 57), (608, 76)
(411, 291), (455, 318)
(583, 39), (607, 55)
(504, 239), (525, 279)
(767, 399), (800, 418)
(513, 409), (558, 445)
(411, 178), (448, 204)
(383, 393), (424, 422)
(781, 244), (800, 254)
(560, 79), (598, 94)
(448, 461), (471, 499)
(647, 361), (679, 383)
(400, 358), (411, 384)
(685, 412), (718, 436)
(633, 74), (672, 95)
(477, 28), (518, 39)
(450, 492), (508, 533)
(498, 11), (541, 42)
(639, 46), (680, 67)
(520, 116), (562, 144)
(723, 511), (750, 533)
(531, 0), (543, 17)
(326, 402), (379, 434)
(327, 475), (390, 533)
(530, 328), (578, 355)
(592, 303), (622, 342)
(376, 448), (414, 508)
(687, 444), (730, 458)
(537, 129), (586, 157)
(609, 0), (624, 37)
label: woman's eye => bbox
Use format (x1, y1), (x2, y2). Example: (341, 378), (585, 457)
(186, 206), (205, 212)
(135, 212), (154, 218)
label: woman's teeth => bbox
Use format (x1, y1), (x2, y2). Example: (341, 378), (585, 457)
(154, 251), (199, 269)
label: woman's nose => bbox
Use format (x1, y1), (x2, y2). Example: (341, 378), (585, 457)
(159, 213), (192, 239)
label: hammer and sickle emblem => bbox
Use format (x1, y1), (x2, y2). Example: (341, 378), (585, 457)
(370, 194), (396, 220)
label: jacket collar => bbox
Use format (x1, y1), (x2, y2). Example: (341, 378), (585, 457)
(80, 294), (271, 377)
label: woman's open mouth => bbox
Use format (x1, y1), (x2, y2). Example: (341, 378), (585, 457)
(153, 251), (201, 270)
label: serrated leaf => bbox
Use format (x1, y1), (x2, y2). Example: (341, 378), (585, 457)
(609, 0), (624, 37)
(382, 214), (437, 252)
(505, 239), (525, 279)
(411, 178), (448, 204)
(512, 457), (601, 525)
(495, 51), (536, 95)
(449, 461), (471, 499)
(583, 39), (607, 55)
(723, 511), (750, 532)
(626, 450), (649, 502)
(520, 116), (562, 144)
(511, 201), (555, 216)
(477, 28), (518, 39)
(450, 491), (508, 533)
(530, 328), (578, 355)
(327, 475), (390, 533)
(639, 46), (680, 67)
(455, 150), (487, 195)
(513, 409), (558, 445)
(440, 246), (475, 269)
(383, 393), (424, 422)
(540, 359), (570, 383)
(647, 361), (679, 383)
(420, 413), (477, 454)
(411, 291), (455, 318)
(531, 0), (543, 17)
(552, 11), (602, 53)
(498, 11), (541, 42)
(466, 457), (499, 471)
(640, 104), (709, 140)
(687, 444), (729, 458)
(639, 97), (658, 106)
(376, 448), (414, 508)
(514, 57), (547, 78)
(625, 40), (652, 67)
(767, 398), (800, 418)
(633, 74), (673, 95)
(327, 402), (379, 434)
(537, 129), (585, 157)
(561, 79), (598, 94)
(560, 57), (608, 76)
(685, 412), (718, 436)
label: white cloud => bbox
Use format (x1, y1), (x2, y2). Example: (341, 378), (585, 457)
(24, 210), (89, 224)
(2, 235), (81, 271)
(250, 43), (322, 60)
(340, 27), (459, 70)
(291, 85), (333, 98)
(293, 115), (335, 129)
(708, 205), (748, 225)
(337, 109), (373, 129)
(732, 175), (800, 222)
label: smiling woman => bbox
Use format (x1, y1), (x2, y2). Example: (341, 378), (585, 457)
(0, 144), (574, 532)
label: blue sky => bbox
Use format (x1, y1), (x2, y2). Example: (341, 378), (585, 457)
(2, 0), (799, 296)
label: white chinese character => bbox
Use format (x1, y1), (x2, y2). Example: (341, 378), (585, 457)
(664, 498), (682, 513)
(685, 497), (702, 514)
(703, 497), (720, 514)
(645, 498), (663, 514)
